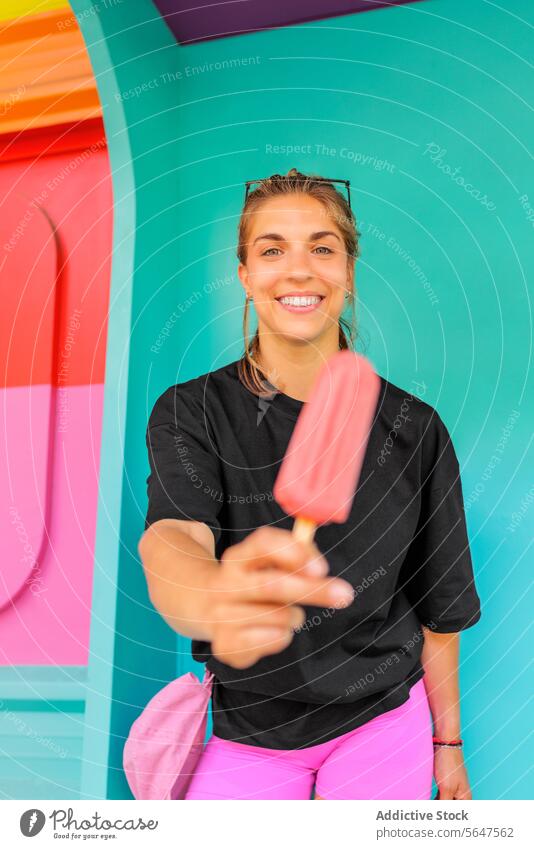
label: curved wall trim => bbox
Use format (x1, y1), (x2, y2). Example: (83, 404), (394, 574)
(70, 0), (137, 801)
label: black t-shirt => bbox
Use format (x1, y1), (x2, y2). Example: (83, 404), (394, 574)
(144, 358), (481, 749)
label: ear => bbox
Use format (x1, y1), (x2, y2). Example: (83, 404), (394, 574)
(237, 262), (249, 293)
(346, 259), (356, 295)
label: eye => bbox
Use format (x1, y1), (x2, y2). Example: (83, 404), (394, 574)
(261, 247), (282, 256)
(313, 245), (334, 255)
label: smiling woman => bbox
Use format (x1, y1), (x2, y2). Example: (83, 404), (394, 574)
(140, 167), (481, 801)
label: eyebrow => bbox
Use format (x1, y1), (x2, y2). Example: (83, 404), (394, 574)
(252, 230), (342, 246)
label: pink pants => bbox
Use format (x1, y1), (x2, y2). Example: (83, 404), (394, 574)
(185, 678), (434, 800)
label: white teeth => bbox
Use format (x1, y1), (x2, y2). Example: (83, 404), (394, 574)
(278, 295), (322, 306)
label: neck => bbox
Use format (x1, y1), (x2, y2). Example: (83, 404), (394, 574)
(255, 324), (341, 402)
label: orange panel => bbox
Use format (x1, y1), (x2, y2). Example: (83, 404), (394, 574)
(0, 9), (102, 133)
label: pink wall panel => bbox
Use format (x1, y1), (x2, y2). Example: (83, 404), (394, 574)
(1, 384), (104, 665)
(0, 123), (112, 664)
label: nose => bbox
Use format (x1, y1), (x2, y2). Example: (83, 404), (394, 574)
(286, 242), (314, 280)
(287, 268), (313, 282)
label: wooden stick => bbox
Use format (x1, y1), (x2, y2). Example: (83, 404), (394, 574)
(292, 516), (317, 544)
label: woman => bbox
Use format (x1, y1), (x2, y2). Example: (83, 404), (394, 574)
(139, 169), (481, 800)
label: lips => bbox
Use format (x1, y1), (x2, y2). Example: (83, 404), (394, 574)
(275, 294), (325, 314)
(275, 293), (325, 300)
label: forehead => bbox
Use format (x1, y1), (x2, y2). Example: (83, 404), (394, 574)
(248, 194), (341, 237)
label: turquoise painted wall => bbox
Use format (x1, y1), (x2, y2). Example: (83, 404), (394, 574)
(73, 0), (533, 799)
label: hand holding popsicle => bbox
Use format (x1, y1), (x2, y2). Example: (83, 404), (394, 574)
(208, 351), (379, 670)
(208, 526), (354, 669)
(273, 350), (381, 543)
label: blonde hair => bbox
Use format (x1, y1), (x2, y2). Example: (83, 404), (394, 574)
(236, 168), (361, 397)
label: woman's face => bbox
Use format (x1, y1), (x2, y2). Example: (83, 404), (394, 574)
(238, 194), (353, 347)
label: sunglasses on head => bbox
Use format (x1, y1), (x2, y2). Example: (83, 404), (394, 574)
(244, 176), (351, 210)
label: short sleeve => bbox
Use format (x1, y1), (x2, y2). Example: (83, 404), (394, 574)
(144, 386), (224, 545)
(399, 411), (481, 633)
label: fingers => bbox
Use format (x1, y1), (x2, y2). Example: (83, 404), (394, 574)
(230, 567), (355, 610)
(437, 786), (454, 800)
(455, 784), (472, 800)
(214, 601), (306, 631)
(223, 526), (329, 578)
(211, 605), (301, 669)
(213, 627), (294, 669)
(210, 603), (308, 668)
(212, 527), (356, 667)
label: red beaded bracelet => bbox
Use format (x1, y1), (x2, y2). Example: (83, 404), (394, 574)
(432, 736), (463, 747)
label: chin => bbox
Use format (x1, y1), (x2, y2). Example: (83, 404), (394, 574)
(278, 327), (327, 345)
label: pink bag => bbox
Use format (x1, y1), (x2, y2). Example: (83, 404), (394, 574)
(123, 667), (214, 800)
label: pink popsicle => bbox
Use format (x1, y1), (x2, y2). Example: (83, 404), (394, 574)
(273, 350), (381, 542)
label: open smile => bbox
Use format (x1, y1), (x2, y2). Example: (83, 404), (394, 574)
(275, 294), (325, 314)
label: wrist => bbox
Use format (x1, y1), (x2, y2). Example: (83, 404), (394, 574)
(433, 735), (463, 747)
(431, 710), (461, 740)
(189, 562), (219, 641)
(432, 724), (462, 740)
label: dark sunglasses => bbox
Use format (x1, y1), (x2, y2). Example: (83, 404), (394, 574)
(244, 176), (351, 210)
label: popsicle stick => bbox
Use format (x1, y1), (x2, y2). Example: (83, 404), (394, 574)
(292, 515), (317, 543)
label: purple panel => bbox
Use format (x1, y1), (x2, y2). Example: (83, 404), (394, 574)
(153, 0), (425, 46)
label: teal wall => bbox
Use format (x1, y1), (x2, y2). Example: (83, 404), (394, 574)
(72, 0), (533, 799)
(0, 667), (85, 799)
